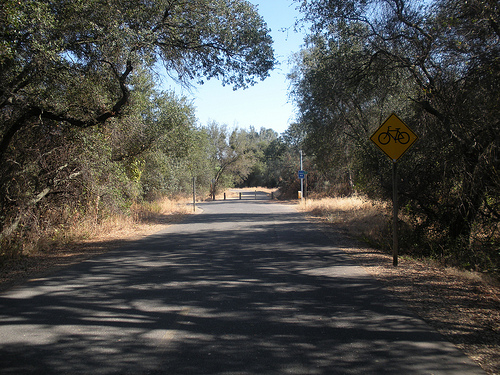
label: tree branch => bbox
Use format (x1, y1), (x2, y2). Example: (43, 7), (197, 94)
(0, 169), (83, 241)
(0, 61), (134, 163)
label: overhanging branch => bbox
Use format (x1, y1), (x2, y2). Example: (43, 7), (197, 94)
(0, 61), (134, 162)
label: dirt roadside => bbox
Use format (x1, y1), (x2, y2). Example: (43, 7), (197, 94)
(312, 218), (500, 375)
(0, 218), (173, 293)
(1, 201), (499, 374)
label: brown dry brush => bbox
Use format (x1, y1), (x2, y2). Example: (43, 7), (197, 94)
(299, 196), (500, 279)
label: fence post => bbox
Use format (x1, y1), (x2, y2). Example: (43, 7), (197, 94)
(192, 177), (196, 212)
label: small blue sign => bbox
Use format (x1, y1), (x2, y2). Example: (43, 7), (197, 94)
(298, 170), (305, 179)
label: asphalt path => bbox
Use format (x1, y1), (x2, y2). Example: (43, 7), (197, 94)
(0, 194), (484, 374)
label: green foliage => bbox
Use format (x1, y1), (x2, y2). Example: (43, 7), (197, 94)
(290, 0), (500, 273)
(237, 126), (280, 187)
(199, 122), (259, 197)
(0, 0), (275, 259)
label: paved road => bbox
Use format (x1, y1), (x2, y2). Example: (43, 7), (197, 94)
(0, 196), (484, 374)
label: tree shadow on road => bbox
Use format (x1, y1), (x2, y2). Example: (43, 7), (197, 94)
(0, 204), (484, 374)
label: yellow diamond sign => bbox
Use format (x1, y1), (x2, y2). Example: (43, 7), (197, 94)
(370, 113), (418, 161)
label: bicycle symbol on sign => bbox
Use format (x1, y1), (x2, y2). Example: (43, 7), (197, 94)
(377, 126), (410, 145)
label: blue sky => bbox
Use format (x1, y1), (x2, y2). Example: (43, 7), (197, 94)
(161, 0), (306, 135)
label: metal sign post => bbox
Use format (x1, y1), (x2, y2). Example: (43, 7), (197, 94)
(370, 113), (418, 266)
(192, 177), (196, 212)
(298, 170), (306, 200)
(300, 150), (304, 200)
(392, 161), (399, 266)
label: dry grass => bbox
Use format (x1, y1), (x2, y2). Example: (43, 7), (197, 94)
(78, 196), (193, 242)
(298, 195), (500, 374)
(298, 196), (391, 246)
(0, 196), (193, 291)
(34, 197), (194, 247)
(131, 197), (192, 223)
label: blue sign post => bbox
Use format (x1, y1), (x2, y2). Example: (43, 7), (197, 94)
(298, 170), (305, 179)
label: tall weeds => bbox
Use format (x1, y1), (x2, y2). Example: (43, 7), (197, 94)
(0, 196), (191, 263)
(298, 196), (391, 249)
(299, 196), (500, 276)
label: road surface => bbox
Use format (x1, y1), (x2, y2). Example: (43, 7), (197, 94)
(0, 195), (484, 374)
